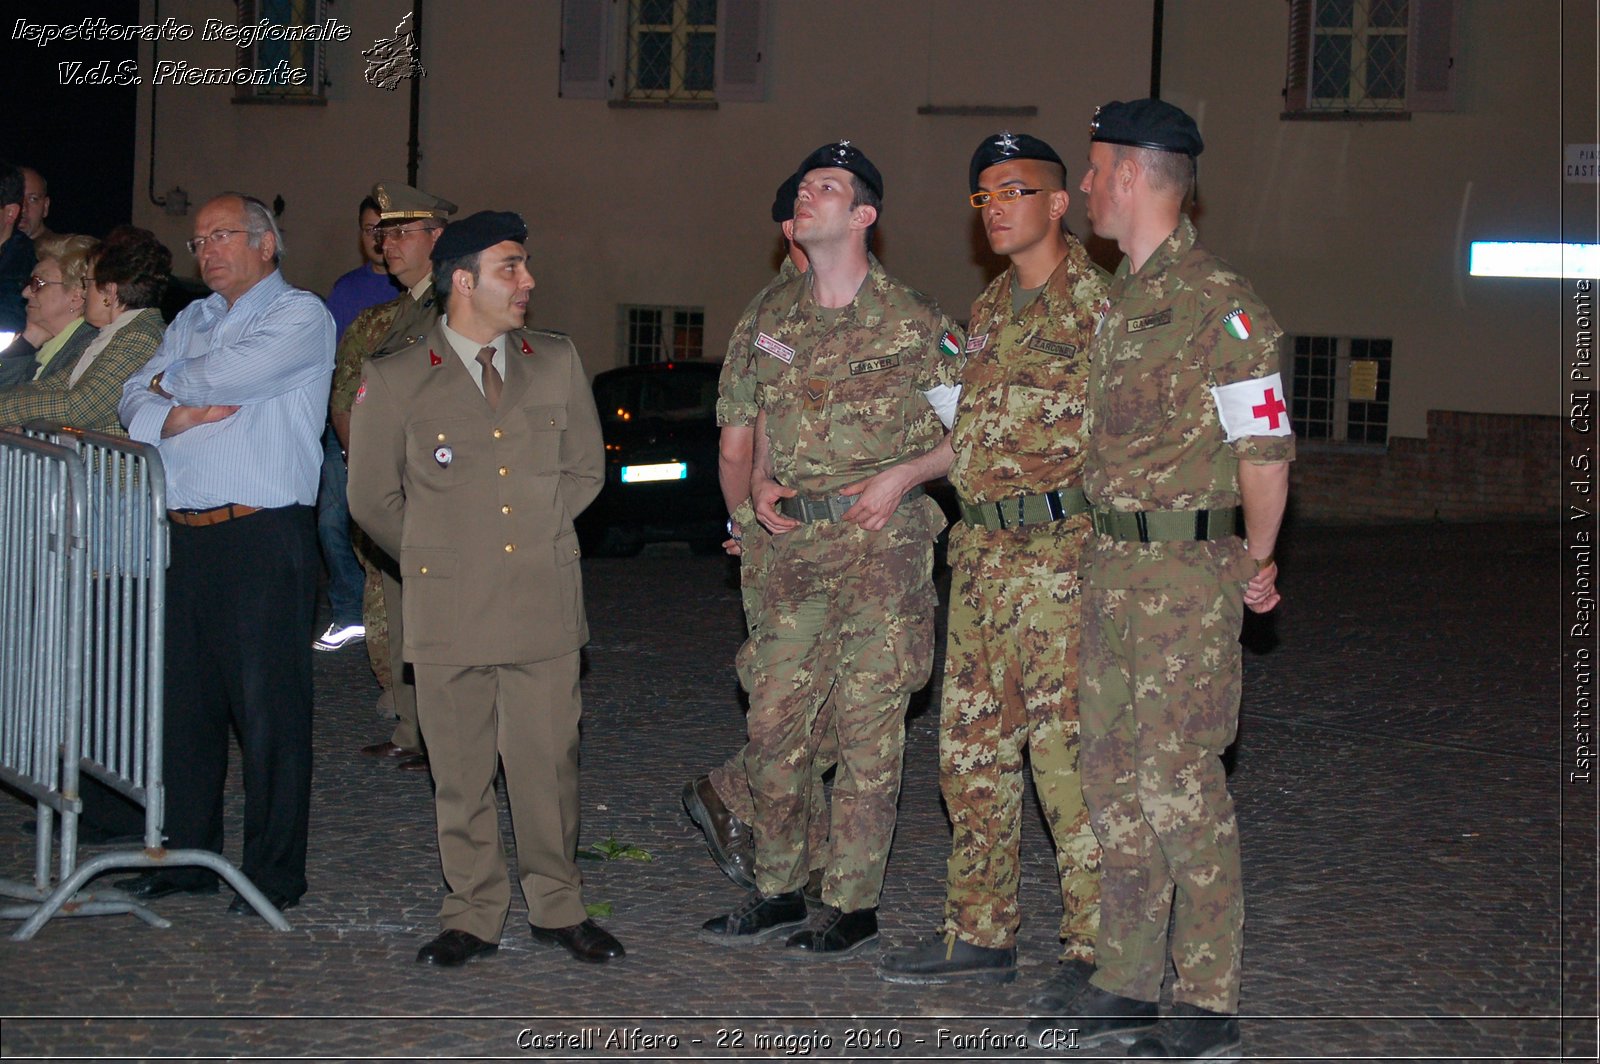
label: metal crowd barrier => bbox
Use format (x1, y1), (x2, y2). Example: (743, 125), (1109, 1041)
(0, 425), (290, 938)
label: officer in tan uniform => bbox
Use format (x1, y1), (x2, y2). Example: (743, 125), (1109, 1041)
(699, 142), (964, 958)
(878, 132), (1105, 990)
(683, 172), (837, 898)
(331, 182), (454, 768)
(347, 211), (623, 968)
(1027, 100), (1292, 1058)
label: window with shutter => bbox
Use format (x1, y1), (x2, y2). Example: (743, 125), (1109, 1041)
(561, 0), (767, 104)
(231, 0), (329, 104)
(1283, 0), (1456, 116)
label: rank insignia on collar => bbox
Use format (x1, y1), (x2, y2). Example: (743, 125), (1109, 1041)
(521, 338), (533, 354)
(429, 350), (443, 366)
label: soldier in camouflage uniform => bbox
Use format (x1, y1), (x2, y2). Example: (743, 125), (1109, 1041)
(877, 133), (1105, 990)
(1026, 100), (1292, 1059)
(330, 182), (455, 770)
(683, 173), (838, 899)
(700, 143), (964, 957)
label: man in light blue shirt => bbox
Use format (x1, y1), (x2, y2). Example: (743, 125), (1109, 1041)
(114, 192), (334, 915)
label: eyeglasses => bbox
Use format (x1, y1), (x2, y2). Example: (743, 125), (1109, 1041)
(359, 224), (383, 236)
(186, 228), (250, 255)
(379, 224), (441, 240)
(25, 275), (66, 293)
(969, 188), (1049, 209)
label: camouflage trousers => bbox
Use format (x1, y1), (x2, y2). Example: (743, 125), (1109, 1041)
(710, 502), (834, 868)
(354, 527), (420, 751)
(939, 522), (1099, 957)
(737, 525), (935, 911)
(1079, 577), (1245, 1014)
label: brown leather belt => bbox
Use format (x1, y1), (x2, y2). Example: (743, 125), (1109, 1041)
(167, 503), (261, 527)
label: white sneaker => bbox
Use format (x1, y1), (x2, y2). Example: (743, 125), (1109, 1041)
(313, 622), (366, 652)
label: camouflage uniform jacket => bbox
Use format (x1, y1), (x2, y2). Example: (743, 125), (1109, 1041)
(330, 281), (440, 416)
(716, 257), (802, 429)
(752, 257), (963, 538)
(952, 239), (1106, 504)
(1083, 216), (1296, 587)
(948, 240), (1106, 576)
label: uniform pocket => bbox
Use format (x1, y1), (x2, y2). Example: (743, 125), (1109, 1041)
(555, 529), (583, 633)
(399, 547), (456, 647)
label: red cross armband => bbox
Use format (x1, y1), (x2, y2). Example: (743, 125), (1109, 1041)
(1211, 372), (1292, 442)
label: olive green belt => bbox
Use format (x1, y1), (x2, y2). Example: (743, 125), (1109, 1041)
(779, 485), (926, 524)
(1089, 506), (1241, 542)
(958, 487), (1089, 531)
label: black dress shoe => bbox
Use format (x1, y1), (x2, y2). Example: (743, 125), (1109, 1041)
(529, 918), (625, 963)
(877, 931), (1016, 984)
(784, 905), (878, 957)
(227, 889), (300, 916)
(699, 889), (807, 945)
(1025, 981), (1159, 1051)
(416, 928), (499, 967)
(681, 775), (756, 889)
(361, 740), (420, 759)
(111, 870), (218, 900)
(396, 754), (431, 772)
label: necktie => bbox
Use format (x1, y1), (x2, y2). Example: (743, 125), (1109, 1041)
(476, 345), (503, 411)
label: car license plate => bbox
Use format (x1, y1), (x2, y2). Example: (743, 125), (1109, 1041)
(621, 462), (687, 484)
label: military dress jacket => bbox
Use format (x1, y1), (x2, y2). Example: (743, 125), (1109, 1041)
(346, 322), (605, 666)
(1083, 216), (1296, 588)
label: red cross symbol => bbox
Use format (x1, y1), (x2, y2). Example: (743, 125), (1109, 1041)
(1251, 387), (1287, 429)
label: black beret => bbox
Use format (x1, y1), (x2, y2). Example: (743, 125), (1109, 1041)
(794, 140), (883, 200)
(770, 171), (801, 224)
(1090, 98), (1204, 157)
(430, 210), (528, 263)
(968, 131), (1064, 194)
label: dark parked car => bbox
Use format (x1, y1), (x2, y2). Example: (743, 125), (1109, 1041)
(576, 360), (726, 556)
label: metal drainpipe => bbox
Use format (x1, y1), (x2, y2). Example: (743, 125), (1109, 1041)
(1150, 0), (1165, 99)
(407, 0), (424, 186)
(148, 0), (164, 207)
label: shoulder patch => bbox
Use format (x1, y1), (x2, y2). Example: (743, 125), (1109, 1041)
(353, 382), (367, 405)
(940, 331), (961, 356)
(1222, 308), (1253, 340)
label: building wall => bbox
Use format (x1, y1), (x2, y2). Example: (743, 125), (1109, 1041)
(126, 0), (1582, 520)
(1159, 0), (1576, 439)
(130, 0), (1150, 378)
(1292, 410), (1562, 522)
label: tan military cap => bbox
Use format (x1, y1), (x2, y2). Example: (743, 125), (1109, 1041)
(371, 181), (458, 222)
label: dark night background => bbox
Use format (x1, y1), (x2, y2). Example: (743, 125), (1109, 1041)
(4, 1), (141, 238)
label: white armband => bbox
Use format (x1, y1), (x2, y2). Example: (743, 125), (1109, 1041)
(922, 384), (961, 430)
(1211, 372), (1292, 443)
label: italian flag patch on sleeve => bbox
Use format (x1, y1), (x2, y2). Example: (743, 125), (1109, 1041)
(1222, 308), (1253, 340)
(940, 331), (961, 356)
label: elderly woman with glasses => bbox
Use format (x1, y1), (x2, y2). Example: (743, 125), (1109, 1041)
(0, 233), (100, 390)
(0, 225), (170, 435)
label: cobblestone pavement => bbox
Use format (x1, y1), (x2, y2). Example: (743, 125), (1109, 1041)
(0, 520), (1589, 1062)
